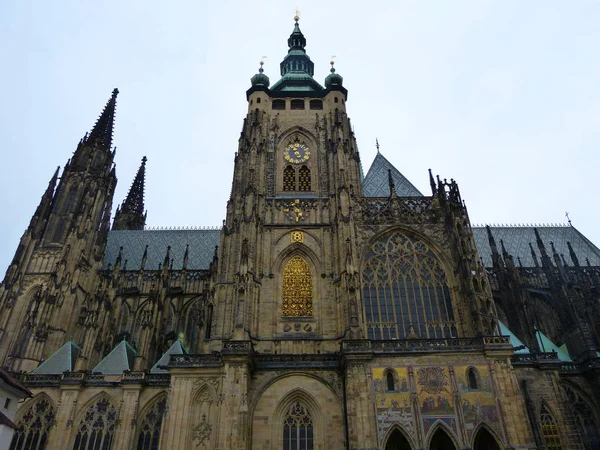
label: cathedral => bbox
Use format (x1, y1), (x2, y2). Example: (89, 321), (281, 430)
(1, 16), (600, 450)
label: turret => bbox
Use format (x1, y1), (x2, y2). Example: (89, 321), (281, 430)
(113, 156), (147, 230)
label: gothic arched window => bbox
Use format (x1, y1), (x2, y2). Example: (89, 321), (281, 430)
(72, 397), (117, 450)
(283, 166), (296, 191)
(386, 372), (395, 392)
(562, 384), (600, 449)
(540, 404), (562, 450)
(136, 396), (167, 450)
(298, 166), (311, 191)
(282, 256), (313, 317)
(362, 232), (455, 340)
(467, 368), (479, 390)
(9, 396), (55, 450)
(283, 402), (314, 450)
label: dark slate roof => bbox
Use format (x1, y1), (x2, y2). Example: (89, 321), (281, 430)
(104, 229), (221, 271)
(31, 341), (81, 375)
(362, 153), (423, 197)
(92, 340), (137, 375)
(0, 368), (31, 396)
(151, 340), (187, 373)
(473, 225), (600, 268)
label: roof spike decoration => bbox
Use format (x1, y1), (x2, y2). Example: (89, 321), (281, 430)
(112, 156), (147, 230)
(560, 254), (569, 267)
(534, 228), (554, 269)
(140, 245), (148, 271)
(550, 241), (562, 267)
(114, 246), (123, 270)
(86, 88), (119, 150)
(387, 169), (396, 198)
(517, 256), (523, 268)
(567, 241), (580, 267)
(486, 226), (504, 270)
(163, 246), (172, 268)
(528, 243), (540, 268)
(428, 169), (436, 195)
(183, 244), (189, 270)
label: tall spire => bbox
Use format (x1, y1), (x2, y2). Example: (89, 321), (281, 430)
(112, 156), (147, 231)
(86, 88), (119, 149)
(29, 166), (60, 237)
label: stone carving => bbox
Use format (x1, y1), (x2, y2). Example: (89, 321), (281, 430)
(192, 414), (212, 447)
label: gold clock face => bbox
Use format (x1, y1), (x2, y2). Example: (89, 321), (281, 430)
(284, 143), (310, 164)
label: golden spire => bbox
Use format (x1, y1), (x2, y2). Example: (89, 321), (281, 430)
(294, 8), (300, 22)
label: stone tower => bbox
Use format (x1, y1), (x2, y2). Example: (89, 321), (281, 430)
(0, 89), (119, 372)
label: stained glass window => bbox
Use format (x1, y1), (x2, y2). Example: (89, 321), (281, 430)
(72, 397), (117, 450)
(282, 256), (313, 317)
(283, 166), (295, 191)
(540, 404), (563, 450)
(362, 232), (455, 339)
(298, 166), (311, 191)
(136, 397), (167, 450)
(9, 397), (55, 450)
(283, 402), (313, 450)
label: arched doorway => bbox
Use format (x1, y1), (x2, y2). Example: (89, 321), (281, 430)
(473, 427), (501, 450)
(429, 428), (457, 450)
(385, 429), (412, 450)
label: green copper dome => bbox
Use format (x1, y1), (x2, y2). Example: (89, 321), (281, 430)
(325, 65), (343, 89)
(251, 66), (270, 88)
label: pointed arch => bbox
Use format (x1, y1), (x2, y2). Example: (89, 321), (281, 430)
(188, 383), (217, 449)
(9, 393), (56, 450)
(424, 420), (459, 450)
(383, 368), (399, 392)
(136, 392), (168, 450)
(361, 229), (456, 340)
(561, 382), (600, 449)
(71, 393), (118, 450)
(466, 366), (480, 391)
(540, 402), (563, 450)
(274, 388), (322, 450)
(382, 424), (414, 450)
(472, 422), (503, 450)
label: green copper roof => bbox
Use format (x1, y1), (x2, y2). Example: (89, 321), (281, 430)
(151, 340), (187, 373)
(92, 340), (137, 375)
(31, 340), (81, 374)
(536, 330), (571, 361)
(498, 321), (530, 354)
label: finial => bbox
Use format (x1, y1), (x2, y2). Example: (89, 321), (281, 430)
(294, 8), (300, 22)
(565, 211), (572, 226)
(376, 138), (380, 153)
(259, 56), (267, 73)
(330, 55), (336, 72)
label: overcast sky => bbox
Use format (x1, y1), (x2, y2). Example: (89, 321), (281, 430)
(1, 1), (599, 275)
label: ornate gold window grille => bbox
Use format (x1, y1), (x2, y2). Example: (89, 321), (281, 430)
(282, 256), (313, 317)
(298, 165), (311, 191)
(362, 232), (456, 339)
(283, 166), (296, 191)
(540, 405), (563, 450)
(9, 397), (55, 450)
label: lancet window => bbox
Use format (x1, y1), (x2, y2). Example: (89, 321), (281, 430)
(72, 397), (117, 450)
(283, 166), (296, 191)
(282, 256), (313, 317)
(283, 402), (314, 450)
(9, 397), (55, 450)
(540, 404), (562, 450)
(136, 397), (167, 450)
(362, 232), (455, 339)
(298, 166), (311, 191)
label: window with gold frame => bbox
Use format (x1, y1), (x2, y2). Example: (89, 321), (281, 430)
(298, 165), (311, 191)
(282, 255), (313, 317)
(283, 165), (296, 191)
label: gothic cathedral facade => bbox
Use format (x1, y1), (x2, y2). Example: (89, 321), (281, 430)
(1, 18), (600, 450)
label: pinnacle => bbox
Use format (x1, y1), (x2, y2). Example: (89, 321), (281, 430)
(87, 88), (119, 149)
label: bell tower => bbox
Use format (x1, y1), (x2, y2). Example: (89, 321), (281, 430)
(212, 15), (365, 354)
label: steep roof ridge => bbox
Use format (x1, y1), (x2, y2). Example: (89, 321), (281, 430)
(31, 340), (81, 375)
(362, 152), (423, 198)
